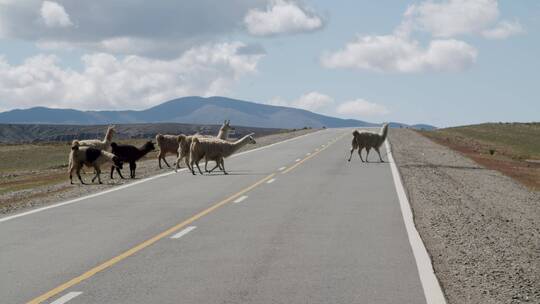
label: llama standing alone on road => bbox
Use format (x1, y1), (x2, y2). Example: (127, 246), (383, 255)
(68, 141), (123, 184)
(74, 125), (116, 151)
(189, 133), (256, 175)
(110, 141), (155, 179)
(348, 123), (389, 162)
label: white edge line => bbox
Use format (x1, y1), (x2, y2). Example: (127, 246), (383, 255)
(266, 178), (276, 184)
(233, 195), (248, 204)
(170, 226), (196, 239)
(385, 140), (447, 304)
(0, 129), (325, 224)
(50, 291), (83, 304)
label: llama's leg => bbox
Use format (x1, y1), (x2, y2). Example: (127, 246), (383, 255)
(161, 155), (171, 168)
(348, 147), (355, 162)
(76, 167), (85, 184)
(204, 156), (210, 172)
(365, 147), (371, 162)
(189, 159), (196, 175)
(158, 155), (162, 169)
(358, 148), (365, 162)
(69, 163), (74, 184)
(130, 162), (136, 178)
(110, 166), (115, 179)
(92, 165), (101, 183)
(221, 159), (228, 175)
(195, 160), (204, 175)
(375, 147), (384, 162)
(208, 160), (220, 173)
(185, 157), (192, 172)
(218, 158), (225, 171)
(115, 166), (125, 179)
(175, 156), (182, 172)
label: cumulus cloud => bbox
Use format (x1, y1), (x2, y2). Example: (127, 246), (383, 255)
(291, 92), (333, 111)
(244, 0), (323, 36)
(40, 1), (73, 28)
(482, 20), (524, 39)
(336, 99), (389, 117)
(0, 42), (263, 110)
(0, 0), (269, 57)
(321, 0), (522, 73)
(321, 34), (477, 73)
(401, 0), (523, 39)
(268, 91), (333, 112)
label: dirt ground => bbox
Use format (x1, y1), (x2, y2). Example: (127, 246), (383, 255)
(0, 129), (317, 214)
(389, 129), (539, 304)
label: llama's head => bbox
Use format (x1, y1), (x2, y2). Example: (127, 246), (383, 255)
(143, 141), (156, 151)
(111, 156), (123, 170)
(246, 134), (256, 144)
(220, 120), (235, 133)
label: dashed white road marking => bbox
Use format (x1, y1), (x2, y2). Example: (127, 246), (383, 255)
(278, 166), (287, 171)
(50, 292), (83, 304)
(266, 178), (276, 184)
(170, 226), (197, 239)
(295, 158), (301, 162)
(233, 195), (248, 204)
(306, 152), (311, 156)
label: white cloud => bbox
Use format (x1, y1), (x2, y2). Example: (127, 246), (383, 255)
(268, 91), (333, 112)
(0, 0), (270, 57)
(336, 99), (389, 117)
(321, 34), (477, 73)
(0, 42), (263, 110)
(401, 0), (523, 40)
(403, 0), (499, 38)
(244, 0), (323, 36)
(482, 20), (524, 39)
(292, 92), (333, 111)
(40, 1), (73, 28)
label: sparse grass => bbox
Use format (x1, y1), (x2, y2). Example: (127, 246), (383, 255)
(420, 122), (540, 190)
(0, 139), (159, 195)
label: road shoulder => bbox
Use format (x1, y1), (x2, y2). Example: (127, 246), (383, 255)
(389, 129), (539, 304)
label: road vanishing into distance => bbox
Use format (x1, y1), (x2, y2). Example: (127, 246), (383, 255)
(1, 129), (432, 304)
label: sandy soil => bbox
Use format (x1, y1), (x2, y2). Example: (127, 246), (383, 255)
(389, 129), (539, 304)
(0, 129), (317, 215)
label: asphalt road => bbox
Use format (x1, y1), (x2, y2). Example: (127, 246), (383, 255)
(0, 128), (427, 304)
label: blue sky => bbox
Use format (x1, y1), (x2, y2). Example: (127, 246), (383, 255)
(0, 0), (538, 127)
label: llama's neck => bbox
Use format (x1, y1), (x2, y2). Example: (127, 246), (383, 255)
(103, 129), (113, 144)
(379, 124), (389, 144)
(225, 135), (252, 156)
(217, 127), (228, 139)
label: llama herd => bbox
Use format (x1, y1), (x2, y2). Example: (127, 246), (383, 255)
(68, 120), (254, 184)
(67, 120), (387, 185)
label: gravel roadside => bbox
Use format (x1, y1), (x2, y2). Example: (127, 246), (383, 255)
(389, 129), (539, 304)
(0, 129), (317, 215)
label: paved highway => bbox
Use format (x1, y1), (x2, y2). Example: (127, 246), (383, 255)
(1, 128), (430, 304)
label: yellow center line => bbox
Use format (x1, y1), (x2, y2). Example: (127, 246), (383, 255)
(27, 173), (277, 304)
(282, 132), (348, 174)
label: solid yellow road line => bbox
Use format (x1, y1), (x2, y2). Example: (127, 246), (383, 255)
(282, 133), (348, 174)
(27, 173), (276, 304)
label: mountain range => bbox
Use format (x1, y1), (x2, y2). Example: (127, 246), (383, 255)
(0, 96), (435, 130)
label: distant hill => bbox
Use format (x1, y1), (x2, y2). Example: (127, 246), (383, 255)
(0, 96), (378, 129)
(0, 123), (285, 144)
